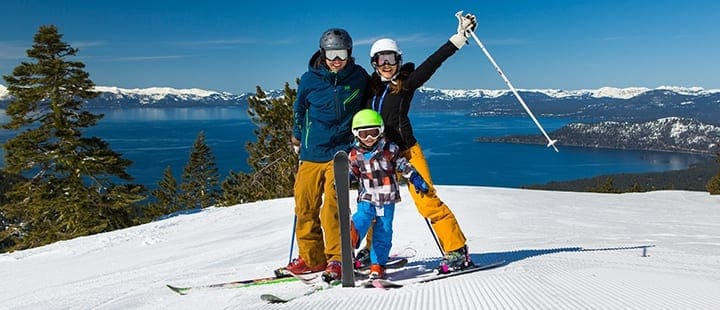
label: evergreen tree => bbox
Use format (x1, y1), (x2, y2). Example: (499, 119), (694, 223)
(220, 83), (297, 205)
(588, 177), (617, 193)
(180, 131), (219, 209)
(707, 152), (720, 195)
(0, 25), (145, 251)
(144, 166), (182, 219)
(627, 182), (645, 193)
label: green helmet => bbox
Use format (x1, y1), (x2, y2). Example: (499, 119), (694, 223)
(352, 109), (384, 130)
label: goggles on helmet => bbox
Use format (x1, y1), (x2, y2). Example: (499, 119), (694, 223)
(372, 52), (399, 67)
(353, 127), (382, 140)
(325, 49), (349, 61)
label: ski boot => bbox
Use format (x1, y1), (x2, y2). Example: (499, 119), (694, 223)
(354, 247), (371, 269)
(321, 261), (342, 283)
(368, 264), (386, 280)
(437, 245), (474, 274)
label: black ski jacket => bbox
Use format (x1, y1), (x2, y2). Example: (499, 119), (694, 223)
(364, 41), (459, 151)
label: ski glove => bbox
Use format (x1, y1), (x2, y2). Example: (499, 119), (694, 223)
(409, 172), (430, 194)
(450, 11), (478, 49)
(291, 137), (301, 154)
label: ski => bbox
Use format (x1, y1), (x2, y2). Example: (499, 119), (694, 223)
(289, 270), (326, 285)
(260, 280), (340, 303)
(372, 278), (403, 289)
(167, 275), (297, 295)
(354, 246), (416, 272)
(259, 247), (415, 302)
(369, 260), (506, 289)
(333, 150), (355, 287)
(355, 257), (409, 275)
(420, 260), (506, 283)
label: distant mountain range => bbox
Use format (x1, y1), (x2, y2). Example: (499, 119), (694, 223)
(0, 85), (255, 108)
(2, 84), (720, 155)
(2, 85), (719, 124)
(414, 87), (720, 125)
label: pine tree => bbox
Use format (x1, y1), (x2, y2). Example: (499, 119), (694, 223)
(220, 83), (297, 205)
(627, 182), (645, 193)
(180, 131), (219, 209)
(588, 177), (617, 193)
(0, 25), (145, 251)
(707, 152), (720, 195)
(143, 166), (182, 219)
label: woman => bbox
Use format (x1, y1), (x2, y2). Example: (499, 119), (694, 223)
(360, 12), (477, 273)
(284, 28), (369, 282)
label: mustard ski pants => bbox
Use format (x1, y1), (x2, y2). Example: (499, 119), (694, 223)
(403, 142), (467, 253)
(293, 160), (341, 267)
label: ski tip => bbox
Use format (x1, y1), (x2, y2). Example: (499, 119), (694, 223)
(167, 284), (189, 295)
(372, 279), (403, 289)
(261, 294), (288, 303)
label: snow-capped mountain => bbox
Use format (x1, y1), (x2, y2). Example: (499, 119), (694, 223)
(423, 85), (718, 100)
(89, 86), (252, 107)
(2, 85), (720, 124)
(0, 85), (253, 107)
(477, 117), (720, 154)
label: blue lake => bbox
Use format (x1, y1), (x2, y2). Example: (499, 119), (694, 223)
(0, 107), (709, 189)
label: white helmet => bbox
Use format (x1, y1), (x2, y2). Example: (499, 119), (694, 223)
(369, 38), (402, 57)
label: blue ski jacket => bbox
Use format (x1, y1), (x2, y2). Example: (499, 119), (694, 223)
(293, 50), (369, 163)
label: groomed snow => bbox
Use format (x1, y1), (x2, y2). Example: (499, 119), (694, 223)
(1, 186), (719, 309)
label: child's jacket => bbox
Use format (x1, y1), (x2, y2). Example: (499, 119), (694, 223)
(349, 137), (417, 207)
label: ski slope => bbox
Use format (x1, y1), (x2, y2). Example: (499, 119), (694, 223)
(1, 186), (719, 309)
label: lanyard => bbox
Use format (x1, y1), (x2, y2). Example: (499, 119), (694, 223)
(371, 84), (390, 112)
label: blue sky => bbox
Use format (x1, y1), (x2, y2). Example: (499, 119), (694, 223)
(1, 0), (718, 94)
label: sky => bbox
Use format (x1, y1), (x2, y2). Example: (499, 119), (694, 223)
(1, 1), (719, 94)
(1, 186), (718, 308)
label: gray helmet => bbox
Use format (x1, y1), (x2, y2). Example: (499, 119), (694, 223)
(319, 28), (352, 50)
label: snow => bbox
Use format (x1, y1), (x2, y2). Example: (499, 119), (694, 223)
(93, 86), (227, 98)
(422, 86), (720, 100)
(1, 186), (719, 309)
(3, 84), (720, 101)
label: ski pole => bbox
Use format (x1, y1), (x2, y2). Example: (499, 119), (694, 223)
(461, 13), (559, 152)
(424, 218), (445, 256)
(288, 214), (297, 263)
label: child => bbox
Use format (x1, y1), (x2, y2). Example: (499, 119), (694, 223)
(348, 109), (429, 279)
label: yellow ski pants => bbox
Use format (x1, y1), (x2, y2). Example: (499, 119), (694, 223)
(293, 160), (341, 267)
(403, 142), (467, 253)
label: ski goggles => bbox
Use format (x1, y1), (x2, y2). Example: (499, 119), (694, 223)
(372, 52), (399, 66)
(325, 49), (349, 61)
(353, 127), (382, 140)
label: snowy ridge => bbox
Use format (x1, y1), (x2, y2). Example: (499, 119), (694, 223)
(92, 86), (237, 101)
(421, 85), (720, 100)
(2, 84), (719, 101)
(1, 186), (719, 309)
(541, 117), (720, 153)
(94, 86), (231, 98)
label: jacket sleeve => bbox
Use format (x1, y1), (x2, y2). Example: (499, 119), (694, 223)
(389, 143), (416, 179)
(404, 41), (458, 90)
(292, 75), (310, 140)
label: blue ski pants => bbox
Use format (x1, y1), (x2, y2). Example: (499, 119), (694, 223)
(352, 201), (395, 266)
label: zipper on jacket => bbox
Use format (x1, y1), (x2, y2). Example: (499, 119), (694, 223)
(333, 74), (341, 121)
(303, 112), (310, 149)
